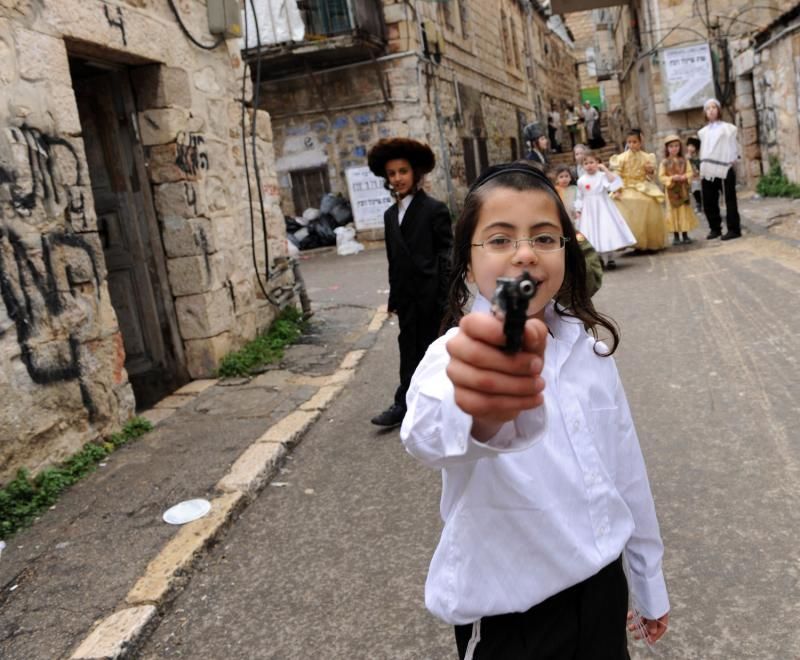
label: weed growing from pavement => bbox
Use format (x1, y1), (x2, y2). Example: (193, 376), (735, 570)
(217, 306), (308, 378)
(757, 158), (800, 199)
(0, 417), (153, 539)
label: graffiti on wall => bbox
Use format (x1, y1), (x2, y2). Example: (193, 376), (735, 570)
(103, 3), (127, 46)
(0, 225), (103, 418)
(175, 131), (210, 177)
(0, 126), (89, 230)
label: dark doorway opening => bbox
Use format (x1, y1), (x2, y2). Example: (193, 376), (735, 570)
(69, 57), (187, 409)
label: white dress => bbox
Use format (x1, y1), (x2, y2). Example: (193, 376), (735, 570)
(574, 172), (636, 253)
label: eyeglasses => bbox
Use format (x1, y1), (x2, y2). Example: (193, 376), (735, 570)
(471, 233), (570, 254)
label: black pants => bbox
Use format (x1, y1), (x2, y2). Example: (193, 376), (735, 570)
(394, 303), (441, 408)
(455, 557), (629, 660)
(701, 168), (740, 234)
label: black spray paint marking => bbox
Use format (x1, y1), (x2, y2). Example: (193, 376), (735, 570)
(175, 132), (210, 177)
(0, 226), (102, 419)
(0, 126), (88, 229)
(104, 4), (127, 46)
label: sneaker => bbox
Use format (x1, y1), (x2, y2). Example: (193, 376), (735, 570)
(371, 404), (406, 427)
(706, 230), (722, 240)
(720, 231), (741, 241)
(682, 236), (693, 244)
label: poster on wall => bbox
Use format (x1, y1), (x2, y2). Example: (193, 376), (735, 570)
(661, 43), (715, 112)
(345, 166), (393, 231)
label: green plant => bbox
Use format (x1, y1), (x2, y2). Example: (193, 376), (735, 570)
(0, 417), (153, 538)
(756, 158), (800, 198)
(217, 306), (308, 378)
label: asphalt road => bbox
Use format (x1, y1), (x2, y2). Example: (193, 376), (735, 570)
(141, 230), (800, 659)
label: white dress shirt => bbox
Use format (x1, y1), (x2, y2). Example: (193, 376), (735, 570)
(400, 296), (669, 625)
(398, 192), (415, 225)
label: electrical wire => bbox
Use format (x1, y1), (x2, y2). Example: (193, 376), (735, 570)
(167, 0), (224, 50)
(241, 1), (280, 308)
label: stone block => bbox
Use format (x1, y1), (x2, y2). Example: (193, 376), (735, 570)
(741, 126), (758, 146)
(153, 180), (208, 218)
(147, 143), (189, 183)
(175, 287), (234, 339)
(131, 65), (193, 109)
(70, 606), (157, 660)
(14, 28), (69, 83)
(383, 3), (408, 23)
(138, 108), (191, 146)
(194, 65), (222, 95)
(738, 108), (757, 129)
(184, 332), (233, 378)
(161, 216), (216, 258)
(166, 252), (225, 296)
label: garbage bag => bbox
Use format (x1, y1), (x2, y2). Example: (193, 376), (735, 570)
(302, 207), (320, 223)
(308, 214), (336, 246)
(334, 225), (364, 256)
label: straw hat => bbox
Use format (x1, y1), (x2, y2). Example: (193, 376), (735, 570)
(663, 134), (682, 146)
(367, 138), (435, 178)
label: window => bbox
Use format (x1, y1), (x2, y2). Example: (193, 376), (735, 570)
(463, 136), (490, 185)
(458, 0), (469, 37)
(510, 18), (520, 70)
(290, 166), (330, 214)
(501, 10), (512, 67)
(439, 0), (455, 32)
(510, 137), (519, 161)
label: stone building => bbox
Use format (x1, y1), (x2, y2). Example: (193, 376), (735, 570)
(0, 1), (291, 482)
(555, 0), (795, 183)
(742, 5), (800, 185)
(249, 0), (579, 230)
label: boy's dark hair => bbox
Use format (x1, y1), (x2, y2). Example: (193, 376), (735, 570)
(626, 128), (643, 140)
(687, 137), (701, 150)
(443, 162), (619, 354)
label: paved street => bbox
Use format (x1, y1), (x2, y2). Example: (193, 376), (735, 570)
(139, 226), (800, 659)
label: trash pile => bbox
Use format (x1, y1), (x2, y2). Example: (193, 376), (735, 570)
(286, 193), (363, 255)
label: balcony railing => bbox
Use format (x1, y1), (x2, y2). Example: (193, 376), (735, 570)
(245, 0), (385, 80)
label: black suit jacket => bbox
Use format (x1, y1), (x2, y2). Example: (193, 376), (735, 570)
(384, 190), (453, 315)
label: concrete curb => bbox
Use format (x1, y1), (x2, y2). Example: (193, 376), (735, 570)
(68, 307), (386, 659)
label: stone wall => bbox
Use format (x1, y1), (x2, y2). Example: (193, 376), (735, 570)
(753, 29), (800, 183)
(0, 1), (288, 483)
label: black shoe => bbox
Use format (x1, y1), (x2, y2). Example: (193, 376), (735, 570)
(371, 404), (406, 427)
(682, 236), (693, 244)
(721, 231), (741, 241)
(672, 236), (681, 246)
(706, 230), (722, 240)
(606, 259), (616, 270)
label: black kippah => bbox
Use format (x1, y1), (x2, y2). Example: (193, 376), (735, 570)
(467, 162), (557, 197)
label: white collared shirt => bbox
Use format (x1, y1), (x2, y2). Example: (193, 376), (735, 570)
(398, 192), (415, 225)
(400, 297), (669, 625)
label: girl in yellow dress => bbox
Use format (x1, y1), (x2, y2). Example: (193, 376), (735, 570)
(609, 129), (666, 251)
(659, 135), (699, 246)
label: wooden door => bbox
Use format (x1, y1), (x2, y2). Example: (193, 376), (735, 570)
(73, 67), (185, 407)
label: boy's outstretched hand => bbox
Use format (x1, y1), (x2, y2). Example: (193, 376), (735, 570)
(446, 312), (547, 441)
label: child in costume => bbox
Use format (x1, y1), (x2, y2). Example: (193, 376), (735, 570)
(610, 129), (666, 252)
(698, 98), (741, 240)
(401, 162), (669, 659)
(575, 152), (635, 270)
(659, 135), (699, 246)
(366, 138), (453, 427)
(686, 137), (702, 213)
(553, 165), (603, 295)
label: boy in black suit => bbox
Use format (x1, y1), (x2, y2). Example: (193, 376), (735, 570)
(367, 138), (453, 427)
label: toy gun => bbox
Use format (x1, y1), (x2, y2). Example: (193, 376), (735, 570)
(492, 271), (537, 353)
